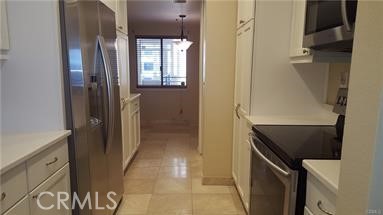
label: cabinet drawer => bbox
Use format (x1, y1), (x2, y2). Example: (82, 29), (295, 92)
(27, 140), (69, 191)
(304, 206), (314, 215)
(0, 164), (28, 214)
(29, 164), (71, 215)
(306, 173), (336, 215)
(3, 196), (29, 215)
(130, 98), (140, 114)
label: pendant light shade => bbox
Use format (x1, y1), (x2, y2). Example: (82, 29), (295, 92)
(174, 15), (193, 51)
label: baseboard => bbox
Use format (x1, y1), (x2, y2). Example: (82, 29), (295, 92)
(202, 176), (234, 186)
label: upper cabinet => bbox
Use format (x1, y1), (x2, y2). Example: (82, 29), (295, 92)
(116, 0), (128, 34)
(237, 0), (255, 28)
(100, 0), (128, 34)
(0, 0), (10, 60)
(289, 0), (351, 64)
(100, 0), (117, 12)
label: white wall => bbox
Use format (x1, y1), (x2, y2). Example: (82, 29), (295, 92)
(1, 1), (65, 132)
(202, 0), (237, 179)
(336, 1), (383, 214)
(250, 1), (330, 117)
(128, 21), (200, 126)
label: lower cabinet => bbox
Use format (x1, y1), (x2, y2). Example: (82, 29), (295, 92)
(129, 95), (141, 153)
(305, 173), (336, 215)
(122, 94), (141, 169)
(232, 115), (252, 212)
(1, 139), (71, 215)
(3, 196), (29, 215)
(29, 164), (71, 215)
(304, 206), (314, 215)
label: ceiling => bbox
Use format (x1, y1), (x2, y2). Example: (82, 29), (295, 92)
(127, 0), (201, 24)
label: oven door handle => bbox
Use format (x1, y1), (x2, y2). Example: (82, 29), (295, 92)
(249, 133), (290, 177)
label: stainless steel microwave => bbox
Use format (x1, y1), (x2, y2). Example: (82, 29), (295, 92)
(303, 0), (358, 52)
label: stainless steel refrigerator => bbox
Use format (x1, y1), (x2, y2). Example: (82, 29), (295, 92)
(59, 1), (124, 214)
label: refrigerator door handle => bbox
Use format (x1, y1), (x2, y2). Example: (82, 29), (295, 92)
(97, 35), (115, 154)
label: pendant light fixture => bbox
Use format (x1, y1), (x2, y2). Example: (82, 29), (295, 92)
(174, 14), (193, 51)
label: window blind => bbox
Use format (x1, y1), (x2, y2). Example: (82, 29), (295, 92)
(136, 38), (187, 87)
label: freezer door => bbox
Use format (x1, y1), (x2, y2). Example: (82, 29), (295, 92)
(98, 2), (124, 211)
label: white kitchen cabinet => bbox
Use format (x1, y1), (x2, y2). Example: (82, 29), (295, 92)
(3, 196), (29, 215)
(129, 96), (141, 152)
(116, 0), (128, 34)
(117, 32), (131, 169)
(238, 119), (252, 211)
(0, 0), (10, 60)
(100, 0), (117, 12)
(232, 18), (254, 214)
(100, 0), (128, 34)
(1, 134), (71, 215)
(29, 164), (71, 215)
(289, 0), (351, 63)
(237, 0), (255, 28)
(0, 164), (28, 214)
(305, 173), (336, 215)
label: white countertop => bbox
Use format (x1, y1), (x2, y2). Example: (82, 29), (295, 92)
(244, 114), (338, 126)
(129, 93), (141, 101)
(0, 130), (71, 174)
(303, 160), (341, 194)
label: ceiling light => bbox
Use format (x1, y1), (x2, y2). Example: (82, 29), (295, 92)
(174, 15), (193, 51)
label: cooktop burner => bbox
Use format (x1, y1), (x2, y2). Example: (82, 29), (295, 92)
(252, 125), (342, 170)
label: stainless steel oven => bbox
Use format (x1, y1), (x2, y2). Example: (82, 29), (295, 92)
(249, 134), (299, 215)
(303, 0), (358, 52)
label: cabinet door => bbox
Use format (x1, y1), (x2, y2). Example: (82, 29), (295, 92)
(135, 110), (141, 148)
(237, 0), (255, 27)
(238, 118), (251, 212)
(100, 0), (116, 12)
(232, 113), (240, 182)
(234, 20), (254, 115)
(29, 164), (71, 215)
(116, 0), (128, 34)
(117, 32), (130, 168)
(3, 196), (29, 215)
(129, 111), (137, 158)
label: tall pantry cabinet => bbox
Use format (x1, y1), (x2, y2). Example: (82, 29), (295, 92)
(232, 0), (255, 212)
(100, 0), (140, 170)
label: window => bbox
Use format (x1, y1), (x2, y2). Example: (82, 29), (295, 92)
(136, 37), (187, 87)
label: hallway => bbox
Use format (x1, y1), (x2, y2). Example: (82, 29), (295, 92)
(117, 124), (246, 215)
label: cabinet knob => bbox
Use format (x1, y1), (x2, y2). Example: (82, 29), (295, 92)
(32, 193), (41, 199)
(239, 20), (245, 24)
(1, 192), (6, 201)
(118, 26), (123, 29)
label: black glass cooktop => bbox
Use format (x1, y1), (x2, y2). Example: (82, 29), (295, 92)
(252, 125), (342, 170)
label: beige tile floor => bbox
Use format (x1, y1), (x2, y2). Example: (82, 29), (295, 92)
(117, 124), (246, 215)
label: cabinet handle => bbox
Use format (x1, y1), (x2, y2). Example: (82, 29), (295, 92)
(302, 49), (310, 55)
(1, 192), (6, 201)
(118, 26), (123, 29)
(235, 104), (241, 119)
(46, 157), (58, 166)
(317, 200), (334, 215)
(239, 20), (245, 24)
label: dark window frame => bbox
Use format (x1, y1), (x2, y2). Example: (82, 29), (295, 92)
(135, 35), (188, 89)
